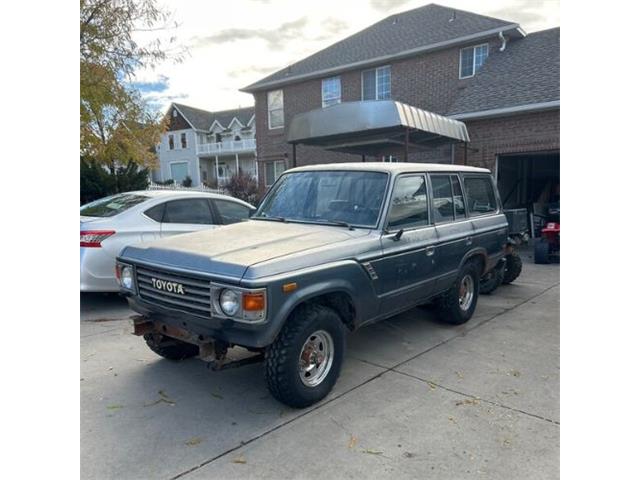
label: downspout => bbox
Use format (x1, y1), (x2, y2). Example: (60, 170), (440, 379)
(499, 31), (507, 51)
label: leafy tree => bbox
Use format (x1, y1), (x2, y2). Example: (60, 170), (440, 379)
(81, 158), (150, 204)
(80, 0), (180, 169)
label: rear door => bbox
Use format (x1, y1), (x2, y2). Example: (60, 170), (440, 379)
(372, 174), (438, 316)
(159, 198), (217, 237)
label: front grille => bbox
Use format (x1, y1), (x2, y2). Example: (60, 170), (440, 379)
(135, 265), (212, 318)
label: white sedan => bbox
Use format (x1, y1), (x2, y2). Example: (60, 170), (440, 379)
(80, 190), (255, 292)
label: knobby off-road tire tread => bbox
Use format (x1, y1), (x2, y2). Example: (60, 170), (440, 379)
(434, 261), (480, 325)
(143, 333), (199, 361)
(502, 252), (523, 284)
(480, 262), (505, 294)
(265, 303), (343, 408)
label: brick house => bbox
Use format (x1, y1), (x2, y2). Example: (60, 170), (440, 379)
(241, 4), (559, 210)
(154, 103), (256, 187)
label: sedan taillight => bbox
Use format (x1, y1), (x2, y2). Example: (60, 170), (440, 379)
(80, 230), (115, 248)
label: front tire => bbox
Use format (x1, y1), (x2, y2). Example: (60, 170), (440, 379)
(434, 262), (480, 325)
(265, 304), (345, 408)
(143, 333), (199, 361)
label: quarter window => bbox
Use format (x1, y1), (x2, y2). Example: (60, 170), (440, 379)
(267, 89), (284, 129)
(180, 132), (187, 149)
(430, 175), (455, 223)
(164, 199), (213, 225)
(387, 175), (428, 229)
(460, 44), (489, 78)
(464, 176), (497, 215)
(322, 76), (341, 107)
(362, 66), (391, 100)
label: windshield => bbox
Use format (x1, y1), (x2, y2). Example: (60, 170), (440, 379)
(255, 170), (388, 228)
(80, 193), (149, 218)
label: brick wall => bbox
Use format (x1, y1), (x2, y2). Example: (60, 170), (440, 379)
(251, 38), (556, 186)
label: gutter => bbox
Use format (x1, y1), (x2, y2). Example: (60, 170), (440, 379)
(448, 100), (560, 120)
(241, 24), (524, 93)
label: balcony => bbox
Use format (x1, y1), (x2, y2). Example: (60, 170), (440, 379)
(196, 138), (256, 156)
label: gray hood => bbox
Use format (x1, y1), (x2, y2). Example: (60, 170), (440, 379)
(119, 220), (377, 282)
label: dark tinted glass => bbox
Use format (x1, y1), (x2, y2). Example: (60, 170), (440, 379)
(464, 176), (497, 215)
(387, 175), (428, 228)
(215, 200), (251, 224)
(430, 175), (454, 223)
(80, 193), (149, 218)
(145, 203), (165, 222)
(451, 175), (466, 218)
(164, 199), (213, 224)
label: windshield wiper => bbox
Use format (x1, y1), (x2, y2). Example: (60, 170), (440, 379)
(253, 215), (287, 222)
(319, 219), (354, 230)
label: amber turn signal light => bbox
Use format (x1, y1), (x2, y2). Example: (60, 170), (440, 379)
(243, 292), (265, 311)
(282, 282), (298, 293)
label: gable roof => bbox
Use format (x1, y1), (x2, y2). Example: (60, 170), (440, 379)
(170, 103), (254, 131)
(242, 3), (523, 92)
(447, 27), (560, 117)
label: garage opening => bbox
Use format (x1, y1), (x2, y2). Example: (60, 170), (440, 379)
(496, 151), (560, 237)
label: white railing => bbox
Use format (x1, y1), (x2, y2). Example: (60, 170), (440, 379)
(196, 138), (256, 155)
(147, 182), (225, 194)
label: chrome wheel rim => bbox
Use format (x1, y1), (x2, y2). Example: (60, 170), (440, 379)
(298, 330), (334, 387)
(459, 274), (475, 311)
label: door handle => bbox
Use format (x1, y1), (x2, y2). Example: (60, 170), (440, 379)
(425, 246), (435, 256)
(465, 236), (473, 246)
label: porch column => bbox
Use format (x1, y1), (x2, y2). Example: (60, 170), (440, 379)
(255, 156), (259, 183)
(215, 156), (219, 185)
(235, 153), (240, 175)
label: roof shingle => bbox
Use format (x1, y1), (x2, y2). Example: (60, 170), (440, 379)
(172, 103), (254, 131)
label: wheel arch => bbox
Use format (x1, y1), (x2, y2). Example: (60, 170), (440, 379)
(459, 247), (489, 275)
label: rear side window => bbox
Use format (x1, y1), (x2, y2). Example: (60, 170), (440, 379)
(430, 175), (454, 223)
(164, 199), (213, 224)
(144, 203), (165, 222)
(80, 193), (149, 217)
(464, 176), (497, 215)
(215, 200), (252, 225)
(387, 175), (428, 229)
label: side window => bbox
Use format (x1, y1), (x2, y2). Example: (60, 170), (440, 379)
(215, 200), (252, 225)
(164, 199), (213, 225)
(387, 175), (428, 229)
(430, 175), (455, 223)
(145, 203), (165, 222)
(464, 176), (498, 216)
(451, 175), (466, 219)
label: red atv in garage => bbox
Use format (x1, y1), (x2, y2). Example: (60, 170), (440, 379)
(534, 202), (560, 264)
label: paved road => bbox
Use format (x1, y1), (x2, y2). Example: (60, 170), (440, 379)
(81, 253), (559, 479)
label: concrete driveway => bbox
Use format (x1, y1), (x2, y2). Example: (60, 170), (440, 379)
(81, 252), (559, 479)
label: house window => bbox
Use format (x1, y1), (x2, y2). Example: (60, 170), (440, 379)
(362, 66), (391, 101)
(382, 155), (398, 163)
(180, 132), (187, 149)
(215, 133), (222, 143)
(170, 162), (189, 183)
(168, 134), (175, 150)
(265, 160), (286, 186)
(322, 76), (341, 107)
(459, 44), (489, 78)
(267, 89), (284, 129)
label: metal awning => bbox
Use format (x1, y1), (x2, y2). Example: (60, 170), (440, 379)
(287, 101), (469, 159)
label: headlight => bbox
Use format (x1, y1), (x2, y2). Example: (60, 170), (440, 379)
(121, 266), (134, 290)
(219, 289), (240, 316)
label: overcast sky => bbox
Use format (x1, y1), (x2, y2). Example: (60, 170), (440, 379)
(133, 0), (559, 114)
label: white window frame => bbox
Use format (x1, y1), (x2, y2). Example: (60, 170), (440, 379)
(267, 89), (284, 130)
(265, 160), (285, 187)
(459, 43), (489, 79)
(180, 132), (188, 149)
(361, 65), (391, 101)
(168, 134), (175, 151)
(322, 76), (342, 107)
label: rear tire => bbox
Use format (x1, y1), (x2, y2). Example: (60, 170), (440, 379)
(434, 261), (480, 325)
(502, 252), (523, 284)
(265, 304), (345, 408)
(534, 239), (550, 264)
(143, 333), (199, 361)
(480, 261), (505, 294)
